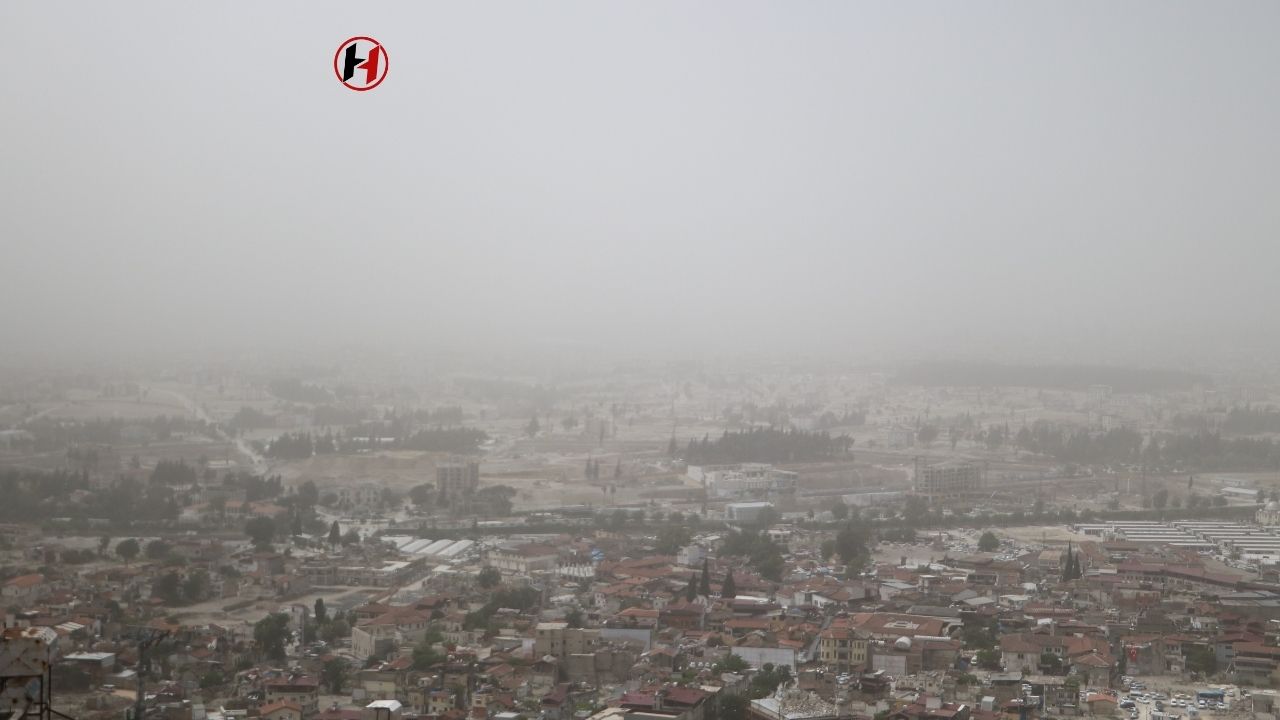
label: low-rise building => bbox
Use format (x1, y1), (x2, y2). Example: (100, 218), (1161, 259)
(264, 675), (320, 718)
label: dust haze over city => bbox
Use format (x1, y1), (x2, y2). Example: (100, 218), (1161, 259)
(2, 3), (1280, 720)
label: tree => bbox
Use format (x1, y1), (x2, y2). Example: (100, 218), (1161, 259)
(153, 572), (183, 605)
(700, 559), (712, 596)
(412, 641), (444, 670)
(977, 531), (999, 552)
(976, 647), (1002, 670)
(254, 613), (291, 661)
(298, 480), (319, 507)
(565, 609), (584, 628)
(478, 566), (501, 588)
(686, 572), (698, 602)
(320, 619), (349, 644)
(321, 657), (348, 694)
(245, 516), (276, 549)
(747, 663), (792, 698)
(200, 670), (225, 689)
(755, 506), (780, 529)
(721, 569), (737, 598)
(525, 415), (540, 437)
(116, 538), (140, 563)
(328, 520), (341, 546)
(655, 525), (691, 556)
(184, 570), (209, 602)
(342, 529), (360, 545)
(1063, 674), (1080, 699)
(98, 535), (111, 556)
(835, 522), (869, 570)
(146, 539), (171, 560)
(314, 598), (327, 624)
(830, 502), (849, 521)
(409, 484), (433, 506)
(903, 495), (930, 527)
(719, 694), (749, 720)
(820, 539), (836, 560)
(716, 654), (750, 674)
(1061, 542), (1082, 581)
(1153, 488), (1169, 510)
(961, 616), (997, 650)
(721, 527), (786, 582)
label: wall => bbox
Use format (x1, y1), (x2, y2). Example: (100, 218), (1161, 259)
(731, 646), (797, 673)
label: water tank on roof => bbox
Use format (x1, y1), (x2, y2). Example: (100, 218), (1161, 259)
(894, 636), (912, 650)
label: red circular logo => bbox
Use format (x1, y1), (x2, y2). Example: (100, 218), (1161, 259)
(334, 36), (388, 92)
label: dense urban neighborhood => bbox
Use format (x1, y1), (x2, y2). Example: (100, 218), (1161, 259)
(4, 366), (1280, 720)
(5, 5), (1280, 720)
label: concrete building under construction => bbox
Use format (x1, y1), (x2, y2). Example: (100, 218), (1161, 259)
(913, 459), (984, 501)
(436, 459), (480, 499)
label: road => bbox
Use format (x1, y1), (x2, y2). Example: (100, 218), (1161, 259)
(151, 387), (268, 472)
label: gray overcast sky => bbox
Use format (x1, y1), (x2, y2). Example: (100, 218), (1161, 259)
(2, 2), (1278, 366)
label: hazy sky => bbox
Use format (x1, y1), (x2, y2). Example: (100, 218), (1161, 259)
(3, 2), (1278, 366)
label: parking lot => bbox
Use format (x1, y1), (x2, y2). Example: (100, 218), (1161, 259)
(1114, 677), (1245, 720)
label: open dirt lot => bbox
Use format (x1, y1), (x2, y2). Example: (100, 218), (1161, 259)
(167, 586), (388, 627)
(999, 524), (1099, 544)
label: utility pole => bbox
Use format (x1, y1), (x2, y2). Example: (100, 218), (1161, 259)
(132, 629), (170, 720)
(1141, 465), (1148, 508)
